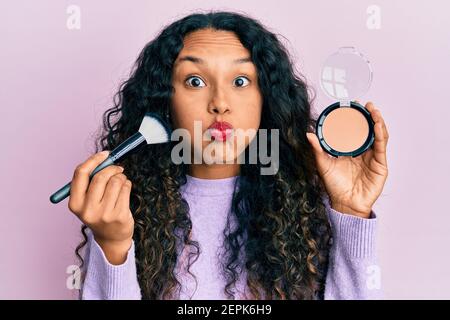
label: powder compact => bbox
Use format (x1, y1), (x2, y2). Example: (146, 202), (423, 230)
(316, 47), (375, 157)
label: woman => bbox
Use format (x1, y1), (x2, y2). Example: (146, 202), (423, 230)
(70, 11), (389, 300)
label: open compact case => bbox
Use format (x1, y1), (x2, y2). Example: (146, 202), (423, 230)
(316, 47), (375, 158)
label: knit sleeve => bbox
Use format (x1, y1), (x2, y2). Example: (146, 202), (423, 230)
(323, 202), (384, 300)
(80, 229), (142, 300)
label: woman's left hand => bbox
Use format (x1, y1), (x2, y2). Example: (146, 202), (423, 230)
(306, 102), (389, 219)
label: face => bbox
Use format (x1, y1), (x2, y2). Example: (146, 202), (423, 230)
(171, 28), (263, 178)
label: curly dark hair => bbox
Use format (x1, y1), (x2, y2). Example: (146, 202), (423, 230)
(75, 10), (332, 300)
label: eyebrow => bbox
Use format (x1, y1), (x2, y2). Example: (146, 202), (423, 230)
(175, 55), (253, 65)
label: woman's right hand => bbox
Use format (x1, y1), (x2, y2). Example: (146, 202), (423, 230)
(68, 151), (135, 265)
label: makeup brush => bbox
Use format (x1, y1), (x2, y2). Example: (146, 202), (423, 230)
(50, 112), (172, 204)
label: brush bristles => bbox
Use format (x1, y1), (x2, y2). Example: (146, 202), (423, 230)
(139, 116), (171, 144)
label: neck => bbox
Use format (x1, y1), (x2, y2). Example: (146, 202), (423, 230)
(188, 163), (240, 179)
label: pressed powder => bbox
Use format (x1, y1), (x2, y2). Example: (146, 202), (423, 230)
(322, 107), (369, 152)
(316, 101), (375, 157)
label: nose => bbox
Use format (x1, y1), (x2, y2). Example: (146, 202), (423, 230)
(208, 87), (230, 115)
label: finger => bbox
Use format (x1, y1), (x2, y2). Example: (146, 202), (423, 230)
(306, 132), (332, 170)
(85, 165), (125, 205)
(306, 132), (325, 156)
(365, 102), (389, 141)
(379, 112), (389, 142)
(115, 179), (132, 215)
(369, 107), (387, 136)
(370, 109), (388, 167)
(375, 109), (389, 143)
(69, 151), (110, 213)
(101, 173), (128, 213)
(364, 101), (376, 113)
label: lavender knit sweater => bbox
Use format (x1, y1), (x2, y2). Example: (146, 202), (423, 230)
(80, 174), (382, 300)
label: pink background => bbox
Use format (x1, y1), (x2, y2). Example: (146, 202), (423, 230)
(1, 0), (449, 299)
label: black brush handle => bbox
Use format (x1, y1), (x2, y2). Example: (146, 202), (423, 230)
(50, 132), (145, 204)
(109, 132), (145, 161)
(49, 156), (115, 204)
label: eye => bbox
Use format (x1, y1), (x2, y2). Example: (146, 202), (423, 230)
(234, 76), (250, 87)
(185, 76), (206, 88)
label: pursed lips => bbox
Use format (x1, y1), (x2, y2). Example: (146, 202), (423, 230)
(207, 121), (234, 142)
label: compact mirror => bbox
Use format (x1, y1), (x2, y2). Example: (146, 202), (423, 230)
(316, 47), (375, 157)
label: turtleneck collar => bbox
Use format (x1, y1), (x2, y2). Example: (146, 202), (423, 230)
(180, 174), (240, 197)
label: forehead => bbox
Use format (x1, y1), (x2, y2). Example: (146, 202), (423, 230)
(175, 29), (251, 62)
